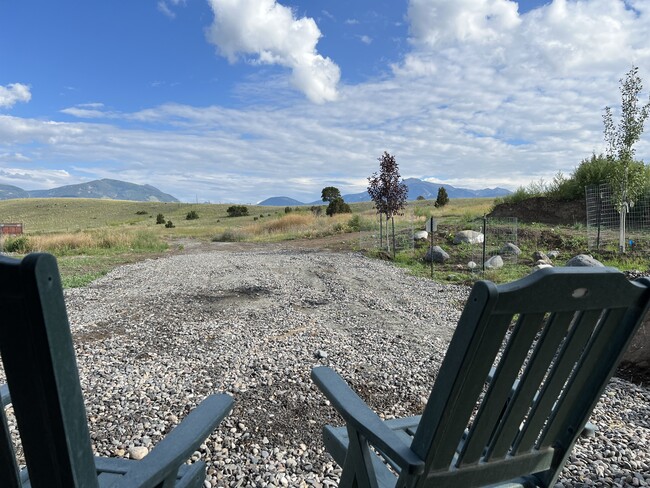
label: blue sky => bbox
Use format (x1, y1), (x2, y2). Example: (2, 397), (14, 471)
(1, 0), (649, 203)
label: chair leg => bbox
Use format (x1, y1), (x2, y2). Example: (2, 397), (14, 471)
(338, 426), (380, 488)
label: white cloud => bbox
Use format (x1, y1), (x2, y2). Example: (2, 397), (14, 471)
(345, 19), (359, 25)
(358, 35), (372, 45)
(4, 1), (650, 203)
(0, 168), (71, 189)
(157, 0), (186, 19)
(0, 152), (30, 162)
(0, 83), (31, 109)
(205, 0), (340, 103)
(407, 0), (520, 47)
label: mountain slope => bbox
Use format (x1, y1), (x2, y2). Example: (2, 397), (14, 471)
(0, 184), (30, 200)
(341, 178), (512, 202)
(258, 196), (305, 206)
(16, 179), (180, 202)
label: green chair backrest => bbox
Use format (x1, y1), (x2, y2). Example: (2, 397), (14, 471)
(0, 254), (99, 488)
(404, 267), (650, 488)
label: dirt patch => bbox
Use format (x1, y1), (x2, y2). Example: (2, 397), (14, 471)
(489, 197), (586, 225)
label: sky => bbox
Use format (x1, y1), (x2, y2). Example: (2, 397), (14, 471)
(1, 0), (650, 204)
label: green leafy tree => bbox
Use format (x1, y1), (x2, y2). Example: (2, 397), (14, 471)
(603, 67), (650, 251)
(603, 67), (650, 204)
(321, 186), (342, 203)
(434, 187), (449, 208)
(367, 151), (408, 256)
(227, 205), (249, 217)
(326, 197), (351, 216)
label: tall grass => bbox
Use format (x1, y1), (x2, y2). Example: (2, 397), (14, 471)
(3, 229), (167, 256)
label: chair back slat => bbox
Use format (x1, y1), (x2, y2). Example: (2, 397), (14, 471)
(403, 268), (650, 488)
(0, 254), (99, 488)
(512, 308), (607, 454)
(459, 313), (546, 466)
(538, 305), (633, 449)
(487, 311), (575, 460)
(410, 285), (510, 471)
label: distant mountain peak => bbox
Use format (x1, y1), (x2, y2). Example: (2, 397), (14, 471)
(0, 179), (179, 202)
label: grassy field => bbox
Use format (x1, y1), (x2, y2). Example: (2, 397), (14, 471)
(1, 196), (644, 287)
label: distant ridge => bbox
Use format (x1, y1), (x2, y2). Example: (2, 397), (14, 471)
(263, 178), (511, 205)
(0, 184), (30, 200)
(0, 179), (179, 202)
(341, 178), (511, 202)
(258, 196), (305, 206)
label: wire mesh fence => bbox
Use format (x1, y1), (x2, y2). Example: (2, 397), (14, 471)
(358, 213), (415, 255)
(586, 183), (650, 252)
(358, 212), (518, 276)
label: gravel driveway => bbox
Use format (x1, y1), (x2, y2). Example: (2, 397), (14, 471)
(21, 246), (650, 486)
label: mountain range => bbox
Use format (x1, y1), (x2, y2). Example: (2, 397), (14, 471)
(258, 178), (511, 206)
(0, 179), (179, 202)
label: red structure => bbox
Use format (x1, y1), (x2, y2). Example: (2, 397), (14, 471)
(0, 223), (23, 236)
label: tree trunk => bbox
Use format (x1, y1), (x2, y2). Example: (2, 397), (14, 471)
(379, 213), (383, 250)
(391, 216), (396, 259)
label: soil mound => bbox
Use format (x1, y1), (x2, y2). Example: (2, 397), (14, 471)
(488, 197), (586, 226)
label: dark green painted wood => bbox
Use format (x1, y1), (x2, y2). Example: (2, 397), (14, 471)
(311, 267), (650, 488)
(0, 253), (234, 488)
(0, 396), (21, 488)
(488, 312), (576, 459)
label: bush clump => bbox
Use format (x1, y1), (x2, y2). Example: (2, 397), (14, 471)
(165, 220), (175, 228)
(227, 205), (249, 217)
(186, 210), (199, 220)
(326, 197), (351, 216)
(156, 213), (166, 224)
(213, 229), (245, 242)
(135, 210), (148, 215)
(3, 235), (33, 253)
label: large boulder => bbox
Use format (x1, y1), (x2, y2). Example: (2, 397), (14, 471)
(500, 242), (521, 256)
(565, 254), (605, 267)
(425, 245), (450, 263)
(484, 255), (504, 269)
(453, 230), (484, 245)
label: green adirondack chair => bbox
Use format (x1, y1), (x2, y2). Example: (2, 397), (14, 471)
(312, 267), (650, 488)
(0, 253), (234, 488)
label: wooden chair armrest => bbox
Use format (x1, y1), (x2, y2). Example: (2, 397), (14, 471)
(0, 384), (10, 408)
(311, 366), (425, 475)
(109, 393), (234, 488)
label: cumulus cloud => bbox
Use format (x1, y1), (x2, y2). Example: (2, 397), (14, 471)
(0, 83), (31, 109)
(407, 0), (520, 47)
(205, 0), (340, 103)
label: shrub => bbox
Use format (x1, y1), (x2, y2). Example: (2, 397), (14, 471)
(434, 187), (449, 208)
(348, 215), (362, 232)
(135, 210), (148, 215)
(165, 220), (175, 228)
(284, 206), (293, 214)
(227, 205), (249, 217)
(186, 210), (199, 220)
(3, 235), (32, 253)
(326, 197), (352, 216)
(156, 213), (165, 224)
(416, 195), (426, 200)
(213, 229), (245, 242)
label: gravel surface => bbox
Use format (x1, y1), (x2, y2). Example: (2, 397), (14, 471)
(6, 247), (650, 486)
